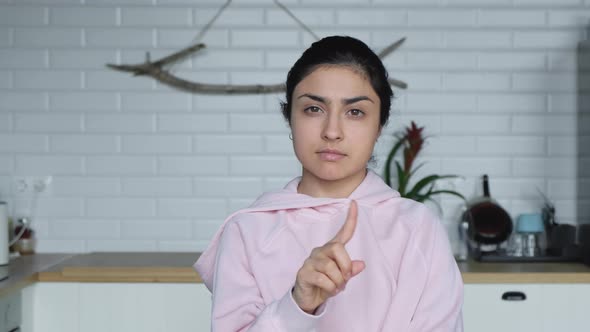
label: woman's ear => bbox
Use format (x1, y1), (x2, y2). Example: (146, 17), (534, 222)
(281, 101), (291, 126)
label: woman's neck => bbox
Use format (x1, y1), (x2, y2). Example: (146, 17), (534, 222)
(297, 169), (367, 198)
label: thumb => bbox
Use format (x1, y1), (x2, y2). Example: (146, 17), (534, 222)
(350, 260), (365, 278)
(331, 200), (358, 244)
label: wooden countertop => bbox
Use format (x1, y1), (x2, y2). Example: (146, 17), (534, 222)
(1, 252), (590, 295)
(35, 252), (590, 284)
(0, 253), (74, 296)
(37, 252), (202, 283)
(458, 260), (590, 283)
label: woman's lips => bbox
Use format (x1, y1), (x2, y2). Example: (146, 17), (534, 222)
(317, 149), (346, 161)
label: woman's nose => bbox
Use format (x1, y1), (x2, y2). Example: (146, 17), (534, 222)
(322, 113), (343, 141)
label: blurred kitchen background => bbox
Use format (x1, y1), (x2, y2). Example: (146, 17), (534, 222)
(0, 0), (588, 254)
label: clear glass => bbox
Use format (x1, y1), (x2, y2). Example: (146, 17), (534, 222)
(14, 238), (35, 255)
(523, 233), (540, 257)
(508, 233), (524, 257)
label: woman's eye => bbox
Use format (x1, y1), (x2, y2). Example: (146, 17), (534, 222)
(347, 109), (365, 117)
(304, 106), (322, 114)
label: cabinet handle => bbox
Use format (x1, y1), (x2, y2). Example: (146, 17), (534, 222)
(501, 291), (526, 301)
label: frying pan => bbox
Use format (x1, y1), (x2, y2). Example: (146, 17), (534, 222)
(463, 175), (513, 245)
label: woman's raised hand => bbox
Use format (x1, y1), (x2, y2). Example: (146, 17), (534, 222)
(292, 200), (366, 314)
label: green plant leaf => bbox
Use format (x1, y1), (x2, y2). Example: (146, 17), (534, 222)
(383, 134), (407, 186)
(406, 174), (459, 198)
(412, 192), (429, 202)
(428, 190), (466, 201)
(424, 196), (444, 215)
(395, 161), (407, 195)
(408, 162), (426, 178)
(426, 183), (435, 194)
(382, 122), (467, 213)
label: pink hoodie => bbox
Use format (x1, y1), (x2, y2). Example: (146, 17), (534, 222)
(195, 170), (463, 331)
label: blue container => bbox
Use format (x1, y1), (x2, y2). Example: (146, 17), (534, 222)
(516, 213), (544, 234)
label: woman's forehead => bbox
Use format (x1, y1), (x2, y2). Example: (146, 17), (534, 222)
(293, 65), (375, 97)
(305, 64), (369, 81)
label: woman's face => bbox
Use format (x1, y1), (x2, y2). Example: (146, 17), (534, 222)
(290, 65), (381, 185)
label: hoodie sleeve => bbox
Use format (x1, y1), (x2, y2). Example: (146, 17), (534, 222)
(408, 218), (464, 332)
(209, 220), (325, 331)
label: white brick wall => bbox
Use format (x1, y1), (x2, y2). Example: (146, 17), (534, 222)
(0, 0), (587, 253)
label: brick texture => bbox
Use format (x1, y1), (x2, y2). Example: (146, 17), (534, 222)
(0, 0), (586, 252)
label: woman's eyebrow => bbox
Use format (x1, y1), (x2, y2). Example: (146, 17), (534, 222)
(297, 93), (326, 104)
(342, 96), (374, 105)
(296, 93), (374, 105)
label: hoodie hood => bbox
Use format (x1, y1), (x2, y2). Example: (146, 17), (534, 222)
(194, 169), (399, 288)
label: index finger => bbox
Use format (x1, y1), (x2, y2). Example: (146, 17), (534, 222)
(331, 200), (358, 244)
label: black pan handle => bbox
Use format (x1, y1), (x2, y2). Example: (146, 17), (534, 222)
(501, 291), (526, 301)
(482, 174), (490, 198)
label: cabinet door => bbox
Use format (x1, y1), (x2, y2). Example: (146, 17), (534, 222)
(21, 283), (80, 332)
(539, 284), (590, 332)
(78, 283), (211, 332)
(22, 282), (212, 332)
(464, 284), (544, 332)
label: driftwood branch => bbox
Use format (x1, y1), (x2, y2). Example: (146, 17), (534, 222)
(106, 43), (285, 94)
(107, 38), (408, 94)
(388, 78), (407, 89)
(273, 0), (319, 41)
(378, 37), (406, 58)
(107, 43), (206, 75)
(110, 63), (285, 94)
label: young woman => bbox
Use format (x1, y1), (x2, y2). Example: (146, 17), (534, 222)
(195, 36), (463, 331)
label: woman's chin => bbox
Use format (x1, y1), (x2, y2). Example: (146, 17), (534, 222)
(304, 165), (363, 183)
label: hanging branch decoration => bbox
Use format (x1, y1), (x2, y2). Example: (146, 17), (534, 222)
(106, 43), (286, 95)
(106, 0), (408, 94)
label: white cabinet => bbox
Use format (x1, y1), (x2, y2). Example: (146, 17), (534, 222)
(19, 282), (590, 332)
(0, 290), (22, 331)
(538, 284), (590, 331)
(21, 282), (212, 332)
(464, 284), (590, 332)
(464, 284), (544, 332)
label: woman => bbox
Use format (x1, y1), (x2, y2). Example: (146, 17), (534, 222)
(195, 36), (463, 331)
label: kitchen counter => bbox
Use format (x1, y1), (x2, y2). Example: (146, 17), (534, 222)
(1, 252), (590, 295)
(0, 253), (73, 296)
(458, 260), (590, 283)
(32, 252), (590, 284)
(37, 252), (202, 283)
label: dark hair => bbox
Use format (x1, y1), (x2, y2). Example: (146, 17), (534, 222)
(281, 36), (393, 127)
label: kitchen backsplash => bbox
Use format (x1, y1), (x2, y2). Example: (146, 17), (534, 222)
(0, 0), (587, 253)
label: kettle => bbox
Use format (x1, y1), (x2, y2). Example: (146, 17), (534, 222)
(0, 202), (9, 265)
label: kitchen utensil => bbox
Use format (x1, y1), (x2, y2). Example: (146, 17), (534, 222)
(537, 187), (558, 238)
(516, 213), (544, 233)
(508, 232), (524, 257)
(13, 238), (35, 255)
(578, 224), (590, 267)
(463, 175), (513, 246)
(546, 224), (577, 256)
(0, 202), (8, 265)
(456, 219), (469, 261)
(515, 213), (544, 257)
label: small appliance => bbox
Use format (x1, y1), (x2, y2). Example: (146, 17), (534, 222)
(0, 201), (9, 266)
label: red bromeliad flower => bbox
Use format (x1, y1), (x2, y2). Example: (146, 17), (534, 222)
(403, 121), (424, 173)
(383, 121), (465, 207)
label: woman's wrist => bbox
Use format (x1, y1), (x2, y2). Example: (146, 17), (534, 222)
(291, 286), (317, 315)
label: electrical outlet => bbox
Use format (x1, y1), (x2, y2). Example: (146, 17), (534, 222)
(12, 176), (52, 196)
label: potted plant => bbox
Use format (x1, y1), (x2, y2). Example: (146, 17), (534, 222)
(383, 121), (465, 212)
